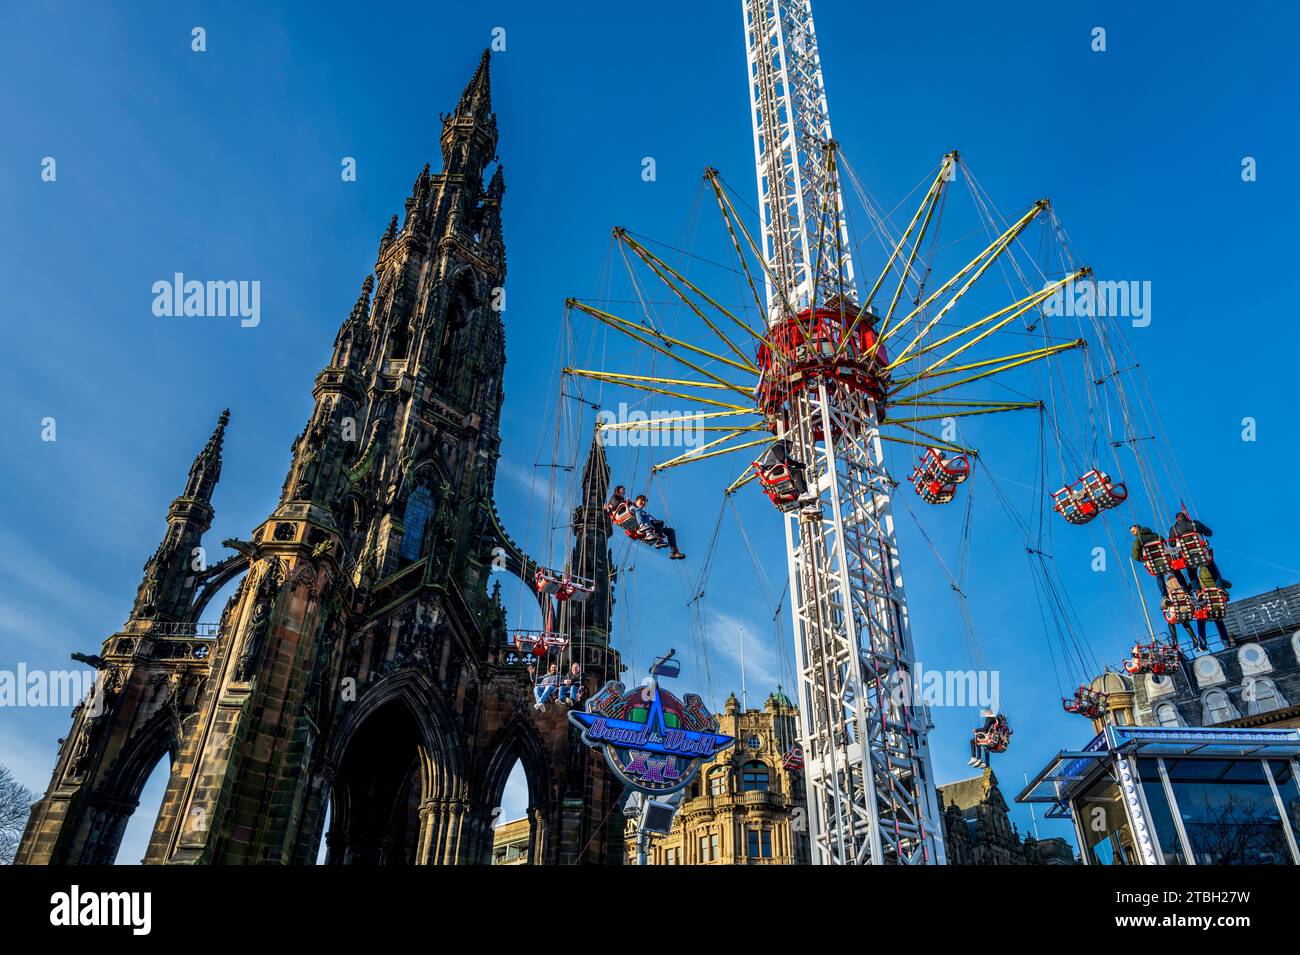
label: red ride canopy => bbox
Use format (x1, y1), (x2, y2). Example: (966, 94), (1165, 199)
(755, 301), (890, 425)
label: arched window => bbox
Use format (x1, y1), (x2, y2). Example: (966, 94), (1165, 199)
(741, 761), (769, 793)
(1154, 703), (1181, 727)
(400, 484), (436, 562)
(707, 768), (728, 797)
(1202, 689), (1236, 725)
(1244, 677), (1285, 716)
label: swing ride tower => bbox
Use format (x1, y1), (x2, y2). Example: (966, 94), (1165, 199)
(565, 0), (1093, 866)
(740, 0), (942, 865)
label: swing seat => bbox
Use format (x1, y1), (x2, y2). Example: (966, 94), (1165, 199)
(754, 460), (803, 512)
(513, 630), (569, 656)
(908, 448), (969, 505)
(534, 568), (595, 603)
(1151, 646), (1182, 675)
(607, 502), (668, 547)
(1141, 539), (1173, 575)
(1052, 469), (1127, 525)
(782, 745), (804, 771)
(754, 302), (891, 435)
(1163, 590), (1195, 624)
(1125, 640), (1182, 675)
(1194, 587), (1229, 621)
(608, 501), (637, 529)
(1062, 686), (1106, 719)
(1174, 532), (1213, 570)
(975, 716), (1012, 753)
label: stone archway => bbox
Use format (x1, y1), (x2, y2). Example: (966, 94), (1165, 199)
(476, 721), (551, 865)
(326, 700), (424, 864)
(321, 670), (468, 865)
(79, 707), (180, 864)
(484, 501), (553, 623)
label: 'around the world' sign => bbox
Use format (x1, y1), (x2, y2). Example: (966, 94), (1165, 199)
(568, 677), (734, 795)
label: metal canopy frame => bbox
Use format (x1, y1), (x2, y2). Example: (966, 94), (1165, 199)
(1017, 725), (1300, 821)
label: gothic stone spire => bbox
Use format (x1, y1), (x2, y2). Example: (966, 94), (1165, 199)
(578, 426), (610, 511)
(440, 50), (498, 177)
(455, 48), (493, 121)
(132, 409), (229, 620)
(183, 408), (229, 503)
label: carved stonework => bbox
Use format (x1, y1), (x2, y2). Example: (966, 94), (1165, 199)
(18, 51), (624, 868)
(232, 561), (284, 684)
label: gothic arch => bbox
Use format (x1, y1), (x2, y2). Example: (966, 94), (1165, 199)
(444, 264), (487, 311)
(323, 671), (466, 865)
(80, 705), (181, 864)
(475, 719), (551, 864)
(99, 705), (181, 804)
(340, 492), (368, 550)
(394, 457), (449, 516)
(393, 460), (450, 564)
(326, 669), (465, 800)
(433, 269), (482, 386)
(325, 700), (423, 864)
(480, 720), (549, 810)
(187, 553), (250, 622)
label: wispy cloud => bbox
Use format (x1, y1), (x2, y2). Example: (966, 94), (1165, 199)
(494, 457), (557, 517)
(701, 607), (789, 702)
(0, 527), (124, 662)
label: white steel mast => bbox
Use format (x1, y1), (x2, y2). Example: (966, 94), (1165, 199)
(741, 0), (945, 864)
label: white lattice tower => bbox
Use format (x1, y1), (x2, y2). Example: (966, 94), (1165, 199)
(741, 0), (945, 864)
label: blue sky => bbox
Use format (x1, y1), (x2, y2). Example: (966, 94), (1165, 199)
(1, 0), (1297, 862)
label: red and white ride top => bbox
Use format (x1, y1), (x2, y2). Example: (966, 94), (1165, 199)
(755, 299), (890, 437)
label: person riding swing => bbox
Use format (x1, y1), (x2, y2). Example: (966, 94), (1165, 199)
(1168, 510), (1232, 590)
(969, 709), (1008, 768)
(1130, 523), (1190, 599)
(756, 439), (820, 514)
(628, 493), (685, 560)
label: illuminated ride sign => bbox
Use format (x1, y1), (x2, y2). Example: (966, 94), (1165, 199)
(568, 666), (734, 795)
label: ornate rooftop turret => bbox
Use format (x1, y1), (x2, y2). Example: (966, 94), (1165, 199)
(130, 409), (229, 621)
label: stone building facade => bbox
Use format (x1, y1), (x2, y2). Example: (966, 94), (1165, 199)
(17, 51), (625, 866)
(491, 816), (531, 865)
(1132, 584), (1300, 731)
(938, 770), (1075, 865)
(627, 690), (809, 865)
